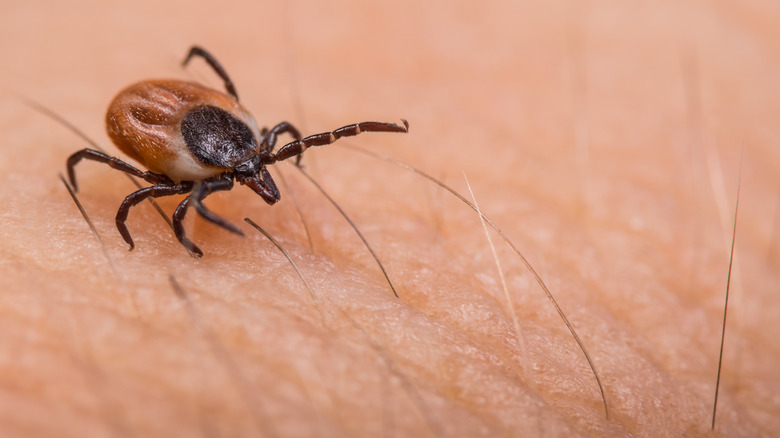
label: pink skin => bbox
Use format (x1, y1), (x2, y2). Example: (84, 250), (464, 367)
(0, 0), (778, 436)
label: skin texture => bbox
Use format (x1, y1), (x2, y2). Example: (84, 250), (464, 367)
(0, 0), (778, 436)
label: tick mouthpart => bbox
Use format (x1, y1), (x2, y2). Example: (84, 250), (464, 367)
(240, 173), (281, 205)
(234, 155), (262, 177)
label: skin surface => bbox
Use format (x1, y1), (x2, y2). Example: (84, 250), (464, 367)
(0, 0), (778, 436)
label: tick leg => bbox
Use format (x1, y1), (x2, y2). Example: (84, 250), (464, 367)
(261, 122), (302, 154)
(171, 176), (243, 258)
(115, 182), (194, 250)
(261, 122), (304, 165)
(191, 175), (244, 236)
(268, 119), (409, 164)
(182, 46), (239, 101)
(172, 197), (203, 258)
(67, 148), (173, 191)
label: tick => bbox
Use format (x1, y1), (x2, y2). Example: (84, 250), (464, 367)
(66, 46), (409, 257)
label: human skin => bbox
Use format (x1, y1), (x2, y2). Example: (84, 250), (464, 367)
(0, 0), (778, 436)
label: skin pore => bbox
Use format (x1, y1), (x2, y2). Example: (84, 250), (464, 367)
(0, 0), (778, 436)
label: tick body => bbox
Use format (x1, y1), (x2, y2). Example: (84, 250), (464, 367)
(107, 80), (261, 182)
(67, 46), (409, 257)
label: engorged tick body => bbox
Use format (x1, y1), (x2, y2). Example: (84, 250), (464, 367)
(66, 46), (408, 257)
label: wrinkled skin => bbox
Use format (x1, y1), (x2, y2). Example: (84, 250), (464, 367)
(0, 0), (778, 436)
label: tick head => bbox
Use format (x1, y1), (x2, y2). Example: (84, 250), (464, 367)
(235, 157), (280, 205)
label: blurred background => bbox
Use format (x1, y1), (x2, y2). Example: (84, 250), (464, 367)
(0, 0), (778, 436)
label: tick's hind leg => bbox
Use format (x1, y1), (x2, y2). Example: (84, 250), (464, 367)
(182, 46), (239, 101)
(171, 175), (242, 258)
(116, 182), (194, 250)
(67, 148), (173, 191)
